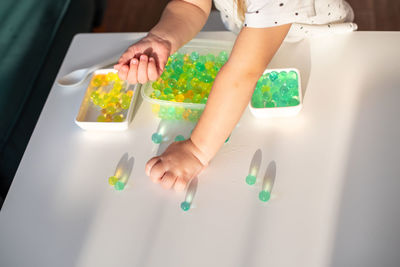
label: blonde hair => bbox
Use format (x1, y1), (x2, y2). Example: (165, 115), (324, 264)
(235, 0), (247, 22)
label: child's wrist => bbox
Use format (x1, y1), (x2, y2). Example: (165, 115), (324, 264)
(187, 138), (211, 167)
(148, 30), (177, 54)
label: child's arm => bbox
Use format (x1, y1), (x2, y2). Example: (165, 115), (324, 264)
(115, 0), (212, 84)
(146, 24), (291, 191)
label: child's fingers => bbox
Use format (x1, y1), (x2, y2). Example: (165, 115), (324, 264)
(114, 63), (122, 71)
(137, 55), (149, 84)
(127, 58), (139, 84)
(158, 57), (167, 75)
(148, 57), (158, 81)
(118, 49), (136, 65)
(145, 157), (160, 176)
(160, 172), (177, 189)
(149, 161), (166, 184)
(118, 64), (129, 81)
(173, 177), (187, 192)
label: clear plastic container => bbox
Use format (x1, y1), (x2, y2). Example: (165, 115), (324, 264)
(249, 68), (303, 118)
(141, 39), (233, 121)
(75, 69), (140, 131)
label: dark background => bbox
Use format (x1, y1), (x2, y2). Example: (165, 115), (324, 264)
(94, 0), (400, 32)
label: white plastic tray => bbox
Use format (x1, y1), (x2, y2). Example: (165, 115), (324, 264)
(75, 69), (140, 131)
(249, 68), (303, 118)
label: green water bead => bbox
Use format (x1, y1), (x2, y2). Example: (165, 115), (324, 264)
(198, 55), (206, 64)
(168, 79), (177, 88)
(272, 92), (280, 102)
(151, 132), (163, 144)
(195, 62), (205, 72)
(202, 75), (213, 83)
(278, 71), (287, 80)
(160, 71), (170, 80)
(163, 87), (173, 95)
(217, 51), (228, 63)
(153, 89), (161, 97)
(190, 51), (199, 61)
(206, 54), (215, 62)
(280, 85), (289, 96)
(251, 98), (264, 108)
(193, 94), (202, 103)
(262, 91), (271, 101)
(181, 201), (191, 211)
(167, 106), (176, 116)
(108, 176), (118, 186)
(269, 71), (278, 81)
(246, 175), (257, 185)
(286, 79), (298, 90)
(225, 135), (230, 143)
(276, 99), (288, 107)
(288, 70), (298, 80)
(114, 181), (125, 191)
(175, 135), (185, 142)
(259, 190), (271, 202)
(288, 98), (300, 106)
(265, 100), (276, 108)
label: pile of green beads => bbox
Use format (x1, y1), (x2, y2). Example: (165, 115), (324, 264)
(251, 70), (300, 108)
(89, 72), (133, 122)
(150, 51), (228, 121)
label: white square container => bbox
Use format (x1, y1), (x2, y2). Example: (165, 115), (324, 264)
(75, 69), (140, 131)
(249, 68), (303, 118)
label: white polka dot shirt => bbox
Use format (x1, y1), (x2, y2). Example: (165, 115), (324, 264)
(213, 0), (357, 41)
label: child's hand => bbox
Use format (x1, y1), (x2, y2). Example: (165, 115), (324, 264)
(114, 33), (171, 84)
(145, 139), (208, 192)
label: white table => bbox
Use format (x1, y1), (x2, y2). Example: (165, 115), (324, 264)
(1, 32), (400, 267)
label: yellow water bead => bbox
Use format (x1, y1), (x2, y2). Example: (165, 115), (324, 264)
(126, 90), (133, 97)
(152, 104), (160, 114)
(182, 109), (191, 120)
(205, 61), (214, 70)
(175, 94), (185, 102)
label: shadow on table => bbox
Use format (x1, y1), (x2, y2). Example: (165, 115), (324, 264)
(128, 85), (143, 129)
(329, 71), (400, 267)
(113, 153), (134, 187)
(183, 176), (198, 208)
(261, 161), (276, 193)
(238, 159), (277, 267)
(269, 39), (311, 100)
(248, 149), (262, 179)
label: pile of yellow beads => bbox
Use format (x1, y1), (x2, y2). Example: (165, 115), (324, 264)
(89, 72), (133, 122)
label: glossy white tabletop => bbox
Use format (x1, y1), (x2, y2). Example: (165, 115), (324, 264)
(1, 31), (400, 267)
